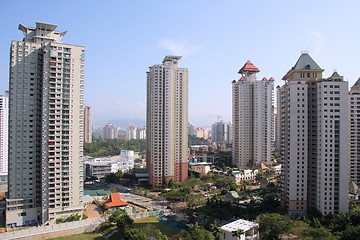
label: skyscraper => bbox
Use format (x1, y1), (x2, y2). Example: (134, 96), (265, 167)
(7, 22), (85, 227)
(84, 106), (92, 143)
(212, 121), (229, 143)
(102, 124), (118, 139)
(0, 91), (9, 177)
(232, 61), (274, 168)
(350, 78), (360, 186)
(146, 56), (188, 188)
(280, 53), (349, 215)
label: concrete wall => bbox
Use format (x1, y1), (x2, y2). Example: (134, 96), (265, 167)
(0, 217), (103, 240)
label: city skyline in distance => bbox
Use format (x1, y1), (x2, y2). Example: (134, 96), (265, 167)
(1, 1), (360, 126)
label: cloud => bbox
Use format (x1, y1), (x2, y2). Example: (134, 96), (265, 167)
(307, 31), (325, 56)
(158, 38), (205, 57)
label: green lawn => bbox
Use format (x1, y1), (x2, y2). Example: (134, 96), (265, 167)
(50, 232), (103, 240)
(134, 216), (179, 237)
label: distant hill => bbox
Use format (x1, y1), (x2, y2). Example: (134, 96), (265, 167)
(94, 119), (146, 129)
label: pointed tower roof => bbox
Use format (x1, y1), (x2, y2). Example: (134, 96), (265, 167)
(262, 77), (268, 81)
(292, 53), (321, 70)
(238, 61), (260, 74)
(239, 76), (245, 81)
(331, 72), (340, 77)
(269, 77), (275, 81)
(353, 77), (360, 87)
(232, 80), (236, 83)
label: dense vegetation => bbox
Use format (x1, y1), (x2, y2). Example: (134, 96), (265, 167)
(84, 138), (146, 157)
(188, 135), (210, 146)
(56, 213), (88, 224)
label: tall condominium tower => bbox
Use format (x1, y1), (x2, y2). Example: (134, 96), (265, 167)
(0, 91), (9, 177)
(212, 121), (229, 143)
(84, 106), (92, 143)
(102, 124), (118, 139)
(350, 78), (360, 186)
(232, 61), (274, 168)
(280, 53), (349, 215)
(146, 56), (188, 188)
(7, 22), (85, 227)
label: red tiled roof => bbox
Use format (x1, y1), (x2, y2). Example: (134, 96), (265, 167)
(239, 76), (246, 81)
(238, 61), (260, 74)
(103, 193), (128, 208)
(269, 77), (275, 81)
(262, 77), (268, 81)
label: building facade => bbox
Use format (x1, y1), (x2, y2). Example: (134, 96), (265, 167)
(7, 22), (85, 227)
(232, 61), (274, 168)
(102, 124), (118, 139)
(188, 122), (195, 136)
(83, 106), (92, 143)
(280, 53), (349, 215)
(146, 56), (188, 188)
(350, 78), (360, 186)
(212, 121), (229, 143)
(126, 124), (146, 140)
(0, 91), (9, 176)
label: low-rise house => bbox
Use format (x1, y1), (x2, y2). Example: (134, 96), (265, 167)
(189, 162), (211, 176)
(219, 218), (259, 240)
(224, 191), (239, 205)
(102, 192), (128, 210)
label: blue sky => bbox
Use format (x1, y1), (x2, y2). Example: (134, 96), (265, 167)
(1, 0), (359, 126)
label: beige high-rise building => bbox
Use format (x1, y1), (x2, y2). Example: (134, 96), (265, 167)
(7, 22), (85, 227)
(280, 53), (349, 215)
(232, 61), (274, 168)
(146, 56), (188, 188)
(84, 106), (92, 143)
(0, 91), (9, 177)
(350, 78), (360, 186)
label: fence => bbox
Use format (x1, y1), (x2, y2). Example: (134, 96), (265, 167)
(0, 217), (104, 240)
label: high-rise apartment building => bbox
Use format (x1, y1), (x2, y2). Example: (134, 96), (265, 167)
(84, 106), (92, 143)
(232, 61), (274, 168)
(102, 124), (118, 139)
(126, 124), (146, 140)
(0, 91), (9, 176)
(7, 22), (85, 227)
(212, 121), (229, 143)
(146, 56), (188, 188)
(280, 53), (349, 215)
(195, 127), (209, 139)
(350, 78), (360, 186)
(188, 122), (195, 136)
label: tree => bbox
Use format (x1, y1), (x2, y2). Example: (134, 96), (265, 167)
(258, 213), (294, 240)
(124, 224), (168, 240)
(232, 229), (245, 239)
(341, 225), (360, 240)
(116, 213), (134, 234)
(186, 223), (215, 240)
(108, 208), (126, 224)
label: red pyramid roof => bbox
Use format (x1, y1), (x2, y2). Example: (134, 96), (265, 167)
(269, 77), (275, 81)
(238, 61), (260, 74)
(262, 77), (268, 81)
(103, 192), (128, 208)
(239, 76), (246, 81)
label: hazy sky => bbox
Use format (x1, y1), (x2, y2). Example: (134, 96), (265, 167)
(1, 0), (360, 126)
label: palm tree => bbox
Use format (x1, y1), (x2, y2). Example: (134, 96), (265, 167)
(232, 229), (245, 239)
